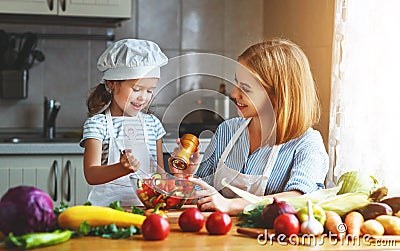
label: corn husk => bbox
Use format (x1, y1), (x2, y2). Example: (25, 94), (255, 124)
(243, 171), (377, 216)
(243, 186), (341, 213)
(243, 185), (370, 216)
(317, 192), (370, 216)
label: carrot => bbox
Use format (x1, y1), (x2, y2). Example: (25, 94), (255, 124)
(325, 211), (346, 240)
(344, 211), (364, 239)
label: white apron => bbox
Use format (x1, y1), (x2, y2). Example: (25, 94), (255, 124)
(88, 109), (153, 206)
(213, 118), (282, 198)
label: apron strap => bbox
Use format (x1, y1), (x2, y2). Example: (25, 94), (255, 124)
(137, 112), (150, 147)
(105, 109), (116, 139)
(219, 118), (252, 161)
(262, 144), (281, 178)
(136, 112), (156, 169)
(254, 144), (282, 195)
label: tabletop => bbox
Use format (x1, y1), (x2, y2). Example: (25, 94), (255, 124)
(1, 206), (399, 251)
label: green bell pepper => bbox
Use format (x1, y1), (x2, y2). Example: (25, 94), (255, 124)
(2, 229), (71, 249)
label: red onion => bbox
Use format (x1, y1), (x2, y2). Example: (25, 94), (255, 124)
(261, 197), (296, 228)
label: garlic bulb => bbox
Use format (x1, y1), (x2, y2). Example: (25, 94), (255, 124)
(300, 200), (324, 235)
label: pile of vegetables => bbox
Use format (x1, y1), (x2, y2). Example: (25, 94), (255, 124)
(237, 171), (400, 240)
(0, 186), (173, 249)
(0, 186), (57, 235)
(0, 186), (69, 249)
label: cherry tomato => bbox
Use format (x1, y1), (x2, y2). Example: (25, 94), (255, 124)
(273, 213), (300, 236)
(178, 208), (205, 232)
(142, 214), (170, 240)
(205, 212), (232, 235)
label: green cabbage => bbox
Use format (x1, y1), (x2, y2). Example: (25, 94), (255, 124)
(337, 171), (378, 195)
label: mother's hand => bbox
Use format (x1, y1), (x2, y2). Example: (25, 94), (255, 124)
(167, 138), (200, 174)
(188, 177), (232, 213)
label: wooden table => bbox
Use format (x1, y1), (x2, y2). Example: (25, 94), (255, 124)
(1, 206), (399, 251)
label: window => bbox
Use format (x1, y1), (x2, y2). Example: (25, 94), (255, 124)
(328, 0), (400, 196)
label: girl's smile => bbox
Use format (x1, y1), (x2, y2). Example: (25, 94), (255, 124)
(130, 102), (145, 111)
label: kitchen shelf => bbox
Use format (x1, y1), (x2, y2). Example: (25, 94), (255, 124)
(9, 32), (114, 42)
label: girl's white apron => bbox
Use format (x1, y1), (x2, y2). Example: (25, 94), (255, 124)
(88, 109), (153, 206)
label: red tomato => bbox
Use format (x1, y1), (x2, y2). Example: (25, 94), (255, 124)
(166, 196), (181, 209)
(142, 214), (170, 240)
(178, 208), (205, 232)
(205, 212), (232, 235)
(273, 213), (300, 236)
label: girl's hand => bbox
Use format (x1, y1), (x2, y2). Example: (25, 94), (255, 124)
(168, 138), (200, 174)
(188, 177), (232, 213)
(120, 149), (140, 172)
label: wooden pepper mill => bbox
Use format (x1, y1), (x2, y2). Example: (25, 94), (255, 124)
(171, 134), (199, 170)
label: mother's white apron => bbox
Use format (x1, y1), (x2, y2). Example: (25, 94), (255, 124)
(213, 118), (281, 198)
(88, 109), (153, 206)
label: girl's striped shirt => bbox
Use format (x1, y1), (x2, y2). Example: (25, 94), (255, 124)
(80, 112), (165, 166)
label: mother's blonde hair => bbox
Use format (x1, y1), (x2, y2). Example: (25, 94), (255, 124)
(238, 38), (320, 144)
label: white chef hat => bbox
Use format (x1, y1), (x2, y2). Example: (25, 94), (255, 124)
(97, 39), (168, 84)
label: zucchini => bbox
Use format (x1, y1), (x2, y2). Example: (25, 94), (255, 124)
(58, 205), (146, 230)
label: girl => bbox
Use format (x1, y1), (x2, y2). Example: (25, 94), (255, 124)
(80, 39), (168, 206)
(176, 38), (329, 215)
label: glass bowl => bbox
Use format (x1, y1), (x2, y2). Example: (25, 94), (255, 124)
(129, 173), (196, 210)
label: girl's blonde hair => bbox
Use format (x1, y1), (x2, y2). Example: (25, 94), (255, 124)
(238, 38), (320, 144)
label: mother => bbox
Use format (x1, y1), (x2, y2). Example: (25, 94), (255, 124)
(172, 38), (329, 215)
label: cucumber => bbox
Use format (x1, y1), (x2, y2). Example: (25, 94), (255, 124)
(137, 179), (143, 188)
(151, 173), (162, 180)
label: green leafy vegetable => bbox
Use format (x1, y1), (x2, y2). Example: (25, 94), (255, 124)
(109, 201), (124, 211)
(237, 205), (265, 228)
(54, 202), (69, 216)
(73, 221), (140, 239)
(131, 206), (144, 215)
(337, 171), (378, 195)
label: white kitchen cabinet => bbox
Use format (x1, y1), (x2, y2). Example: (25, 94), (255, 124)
(0, 155), (91, 206)
(0, 0), (131, 18)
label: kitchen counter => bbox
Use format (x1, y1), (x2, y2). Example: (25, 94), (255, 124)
(0, 130), (83, 155)
(0, 206), (397, 251)
(0, 142), (83, 155)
